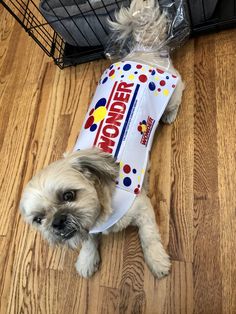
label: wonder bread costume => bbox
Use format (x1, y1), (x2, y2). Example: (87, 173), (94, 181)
(74, 61), (178, 233)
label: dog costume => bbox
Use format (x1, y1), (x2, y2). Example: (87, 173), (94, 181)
(74, 61), (178, 233)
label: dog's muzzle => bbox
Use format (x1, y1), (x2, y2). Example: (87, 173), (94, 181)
(52, 213), (77, 240)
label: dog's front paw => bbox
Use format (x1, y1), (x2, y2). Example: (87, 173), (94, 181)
(161, 108), (178, 124)
(144, 245), (171, 279)
(75, 250), (100, 278)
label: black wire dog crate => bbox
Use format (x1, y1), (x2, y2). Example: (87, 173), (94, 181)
(189, 0), (236, 34)
(1, 0), (236, 69)
(0, 0), (130, 68)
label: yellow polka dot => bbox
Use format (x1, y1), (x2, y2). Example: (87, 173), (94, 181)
(141, 169), (145, 174)
(115, 62), (120, 67)
(138, 175), (141, 182)
(163, 89), (169, 96)
(141, 124), (147, 133)
(110, 75), (115, 79)
(128, 74), (135, 80)
(119, 70), (123, 74)
(93, 106), (107, 123)
(120, 173), (124, 179)
(154, 91), (158, 96)
(141, 68), (145, 72)
(120, 161), (124, 167)
(154, 76), (159, 81)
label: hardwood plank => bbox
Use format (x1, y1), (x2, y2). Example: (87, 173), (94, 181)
(118, 227), (146, 314)
(144, 261), (193, 314)
(215, 45), (236, 314)
(168, 40), (195, 262)
(193, 35), (222, 314)
(97, 287), (120, 314)
(100, 232), (124, 288)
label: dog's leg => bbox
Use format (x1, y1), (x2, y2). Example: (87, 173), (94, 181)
(75, 235), (100, 278)
(134, 195), (171, 278)
(161, 77), (185, 124)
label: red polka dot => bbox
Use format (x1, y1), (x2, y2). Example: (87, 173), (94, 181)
(109, 69), (115, 76)
(172, 84), (176, 88)
(149, 69), (152, 72)
(134, 188), (140, 194)
(123, 164), (131, 174)
(89, 108), (94, 115)
(138, 184), (140, 188)
(160, 80), (166, 86)
(85, 116), (94, 129)
(139, 74), (148, 83)
(136, 64), (142, 69)
(172, 74), (177, 78)
(158, 88), (161, 92)
(157, 68), (164, 74)
(118, 67), (120, 70)
(138, 125), (142, 132)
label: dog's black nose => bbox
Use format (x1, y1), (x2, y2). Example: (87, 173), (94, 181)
(52, 214), (67, 230)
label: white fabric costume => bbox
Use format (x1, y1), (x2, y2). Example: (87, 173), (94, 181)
(74, 61), (178, 233)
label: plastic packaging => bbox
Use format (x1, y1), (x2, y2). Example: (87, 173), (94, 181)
(105, 0), (190, 68)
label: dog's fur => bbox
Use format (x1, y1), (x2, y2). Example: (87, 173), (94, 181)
(20, 0), (184, 279)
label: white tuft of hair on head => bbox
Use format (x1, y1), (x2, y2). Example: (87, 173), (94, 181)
(108, 0), (169, 50)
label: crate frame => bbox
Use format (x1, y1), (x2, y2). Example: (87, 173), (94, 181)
(0, 0), (125, 68)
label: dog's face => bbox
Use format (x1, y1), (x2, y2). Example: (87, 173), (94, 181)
(20, 148), (119, 247)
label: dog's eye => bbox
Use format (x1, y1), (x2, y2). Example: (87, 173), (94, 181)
(63, 191), (76, 202)
(33, 216), (43, 224)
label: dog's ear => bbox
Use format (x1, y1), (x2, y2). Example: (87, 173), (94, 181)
(68, 148), (119, 183)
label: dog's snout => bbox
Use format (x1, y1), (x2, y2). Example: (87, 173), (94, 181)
(52, 214), (67, 230)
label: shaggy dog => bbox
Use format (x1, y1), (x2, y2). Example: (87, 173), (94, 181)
(20, 0), (184, 278)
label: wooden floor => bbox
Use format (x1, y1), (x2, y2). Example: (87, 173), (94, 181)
(1, 6), (236, 314)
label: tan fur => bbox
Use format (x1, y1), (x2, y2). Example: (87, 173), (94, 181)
(19, 0), (185, 279)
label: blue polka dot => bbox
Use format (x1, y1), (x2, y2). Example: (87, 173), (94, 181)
(95, 98), (106, 109)
(90, 124), (97, 132)
(134, 71), (138, 74)
(109, 65), (114, 70)
(166, 76), (169, 79)
(102, 77), (108, 84)
(133, 169), (137, 174)
(142, 120), (146, 124)
(123, 177), (132, 187)
(151, 70), (156, 75)
(121, 75), (124, 78)
(123, 64), (131, 71)
(149, 82), (156, 91)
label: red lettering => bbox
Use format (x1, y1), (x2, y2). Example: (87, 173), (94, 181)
(114, 92), (130, 103)
(103, 125), (119, 138)
(98, 136), (115, 154)
(110, 102), (126, 114)
(117, 82), (134, 93)
(106, 111), (123, 127)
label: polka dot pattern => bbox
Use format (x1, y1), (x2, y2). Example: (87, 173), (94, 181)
(139, 74), (148, 83)
(149, 82), (156, 91)
(123, 177), (132, 187)
(102, 77), (108, 84)
(85, 116), (94, 129)
(123, 64), (131, 71)
(95, 98), (106, 108)
(123, 164), (131, 173)
(157, 68), (164, 74)
(109, 69), (115, 77)
(84, 97), (107, 132)
(93, 61), (179, 196)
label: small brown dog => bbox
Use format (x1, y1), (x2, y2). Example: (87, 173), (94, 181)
(20, 0), (184, 278)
